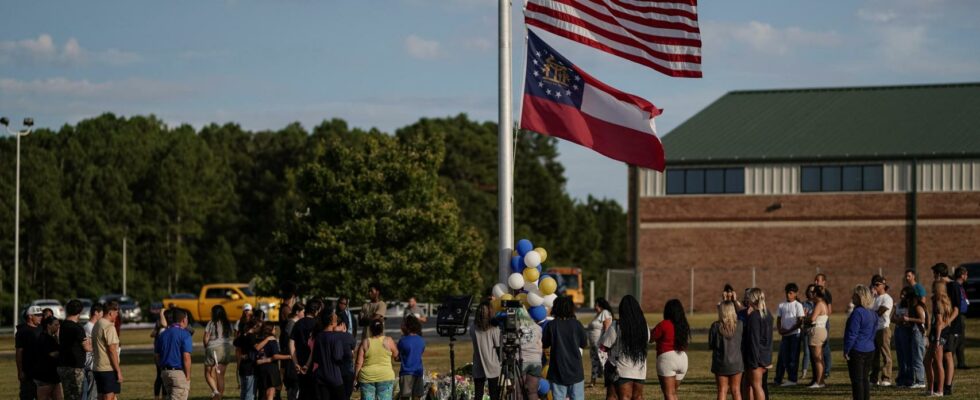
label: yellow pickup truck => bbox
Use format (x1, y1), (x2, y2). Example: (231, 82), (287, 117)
(163, 283), (280, 324)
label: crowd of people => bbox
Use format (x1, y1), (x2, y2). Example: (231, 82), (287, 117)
(12, 263), (971, 400)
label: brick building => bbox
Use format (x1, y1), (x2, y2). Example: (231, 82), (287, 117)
(629, 83), (980, 313)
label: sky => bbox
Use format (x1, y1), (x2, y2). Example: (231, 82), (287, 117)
(2, 0), (980, 206)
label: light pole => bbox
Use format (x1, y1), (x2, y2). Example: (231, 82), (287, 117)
(2, 117), (33, 331)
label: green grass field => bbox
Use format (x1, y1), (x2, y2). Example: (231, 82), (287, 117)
(2, 315), (977, 399)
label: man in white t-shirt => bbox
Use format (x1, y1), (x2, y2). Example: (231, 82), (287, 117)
(775, 283), (805, 386)
(870, 275), (894, 386)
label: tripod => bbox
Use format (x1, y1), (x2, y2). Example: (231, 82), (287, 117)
(448, 335), (458, 400)
(497, 344), (526, 400)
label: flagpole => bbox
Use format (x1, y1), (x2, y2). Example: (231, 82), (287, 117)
(498, 0), (514, 285)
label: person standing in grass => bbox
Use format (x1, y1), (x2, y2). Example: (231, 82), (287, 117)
(806, 287), (829, 388)
(893, 286), (928, 389)
(471, 300), (501, 400)
(396, 315), (425, 400)
(586, 298), (613, 387)
(869, 275), (894, 386)
(155, 309), (193, 400)
(844, 285), (876, 400)
(710, 300), (743, 400)
(204, 305), (235, 400)
(652, 299), (690, 400)
(741, 288), (772, 400)
(925, 280), (953, 397)
(599, 295), (648, 400)
(92, 301), (123, 400)
(774, 283), (804, 387)
(355, 319), (399, 400)
(543, 296), (588, 400)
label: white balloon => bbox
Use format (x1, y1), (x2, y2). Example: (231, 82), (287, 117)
(508, 273), (526, 290)
(492, 283), (508, 298)
(527, 291), (545, 307)
(543, 293), (558, 308)
(523, 281), (538, 293)
(523, 251), (542, 268)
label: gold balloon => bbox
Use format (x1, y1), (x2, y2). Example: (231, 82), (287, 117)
(522, 266), (540, 282)
(539, 277), (557, 295)
(534, 247), (548, 263)
(500, 293), (513, 301)
(516, 293), (528, 305)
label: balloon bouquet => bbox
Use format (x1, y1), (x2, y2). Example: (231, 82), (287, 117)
(490, 238), (558, 399)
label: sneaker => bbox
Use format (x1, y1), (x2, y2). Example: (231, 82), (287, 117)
(911, 384), (927, 389)
(880, 381), (893, 387)
(931, 393), (944, 397)
(780, 381), (798, 387)
(807, 383), (825, 389)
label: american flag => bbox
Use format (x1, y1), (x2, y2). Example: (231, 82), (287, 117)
(524, 0), (702, 78)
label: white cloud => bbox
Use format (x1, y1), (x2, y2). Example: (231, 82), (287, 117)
(703, 21), (842, 55)
(0, 34), (140, 66)
(0, 77), (193, 101)
(856, 9), (898, 23)
(404, 35), (443, 60)
(462, 37), (493, 52)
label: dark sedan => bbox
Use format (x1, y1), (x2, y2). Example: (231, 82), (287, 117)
(961, 262), (980, 316)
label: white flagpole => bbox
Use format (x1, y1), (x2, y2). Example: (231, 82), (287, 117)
(498, 0), (514, 284)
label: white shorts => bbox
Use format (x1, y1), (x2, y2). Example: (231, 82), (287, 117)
(656, 351), (688, 380)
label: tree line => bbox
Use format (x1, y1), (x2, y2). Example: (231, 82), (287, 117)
(0, 113), (627, 324)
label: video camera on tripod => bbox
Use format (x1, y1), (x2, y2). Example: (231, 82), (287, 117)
(500, 299), (524, 350)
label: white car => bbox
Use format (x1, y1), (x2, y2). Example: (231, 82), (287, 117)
(30, 299), (66, 320)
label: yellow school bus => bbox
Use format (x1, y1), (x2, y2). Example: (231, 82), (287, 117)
(546, 267), (584, 306)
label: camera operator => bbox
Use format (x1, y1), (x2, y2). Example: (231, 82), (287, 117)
(471, 300), (501, 400)
(515, 307), (544, 400)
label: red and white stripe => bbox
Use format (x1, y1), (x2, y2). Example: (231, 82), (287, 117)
(524, 0), (702, 78)
(521, 65), (665, 171)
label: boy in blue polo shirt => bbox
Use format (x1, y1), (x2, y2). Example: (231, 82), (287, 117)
(397, 315), (425, 400)
(155, 309), (193, 400)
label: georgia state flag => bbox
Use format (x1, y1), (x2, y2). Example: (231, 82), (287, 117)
(520, 29), (665, 171)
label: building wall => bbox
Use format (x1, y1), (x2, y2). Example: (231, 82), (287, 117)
(636, 191), (980, 313)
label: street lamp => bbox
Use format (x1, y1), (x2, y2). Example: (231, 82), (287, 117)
(2, 117), (33, 331)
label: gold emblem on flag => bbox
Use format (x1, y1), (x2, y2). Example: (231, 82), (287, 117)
(542, 56), (570, 87)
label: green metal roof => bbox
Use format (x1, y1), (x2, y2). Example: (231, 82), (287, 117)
(662, 82), (980, 165)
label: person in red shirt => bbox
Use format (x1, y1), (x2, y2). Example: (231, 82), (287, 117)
(650, 299), (690, 400)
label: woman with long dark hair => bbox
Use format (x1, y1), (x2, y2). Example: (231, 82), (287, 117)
(205, 305), (235, 399)
(470, 300), (501, 400)
(543, 296), (589, 400)
(893, 286), (928, 389)
(806, 286), (829, 388)
(926, 281), (953, 396)
(741, 288), (772, 400)
(599, 295), (647, 400)
(710, 300), (743, 400)
(587, 298), (614, 387)
(651, 299), (689, 400)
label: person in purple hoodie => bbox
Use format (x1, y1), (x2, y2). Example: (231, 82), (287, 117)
(844, 285), (877, 400)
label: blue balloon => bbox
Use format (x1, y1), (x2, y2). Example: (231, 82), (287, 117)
(510, 256), (524, 273)
(536, 264), (542, 273)
(538, 379), (550, 396)
(529, 305), (547, 322)
(516, 239), (533, 256)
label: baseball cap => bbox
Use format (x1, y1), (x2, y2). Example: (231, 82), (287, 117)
(243, 303), (253, 311)
(27, 306), (44, 316)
